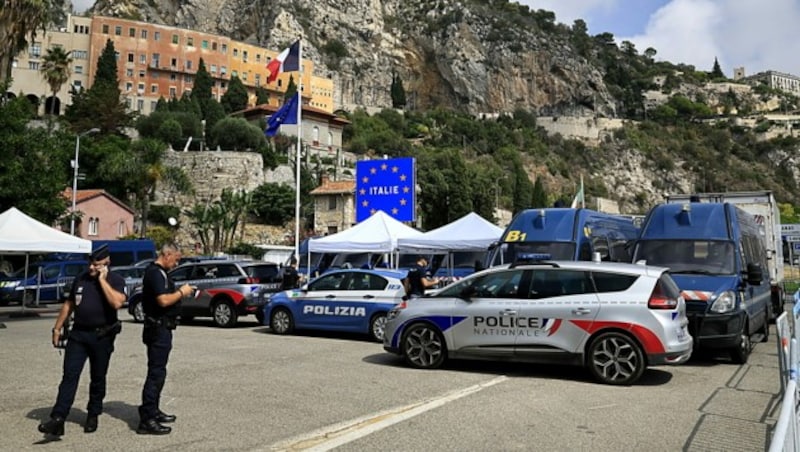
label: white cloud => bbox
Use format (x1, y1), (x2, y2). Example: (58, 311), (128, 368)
(72, 0), (93, 13)
(516, 0), (619, 25)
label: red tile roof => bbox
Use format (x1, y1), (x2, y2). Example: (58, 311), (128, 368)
(62, 188), (135, 213)
(310, 179), (355, 195)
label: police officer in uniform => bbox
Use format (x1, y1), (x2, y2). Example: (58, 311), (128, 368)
(280, 257), (304, 290)
(137, 243), (192, 435)
(405, 255), (439, 298)
(38, 245), (126, 436)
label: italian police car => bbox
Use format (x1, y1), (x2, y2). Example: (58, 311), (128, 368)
(383, 259), (693, 385)
(262, 268), (407, 342)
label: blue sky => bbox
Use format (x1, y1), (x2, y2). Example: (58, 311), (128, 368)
(518, 0), (800, 77)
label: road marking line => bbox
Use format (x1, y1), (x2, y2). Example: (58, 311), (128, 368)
(268, 375), (508, 451)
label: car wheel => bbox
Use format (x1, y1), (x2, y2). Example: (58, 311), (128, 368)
(132, 300), (145, 323)
(402, 323), (446, 369)
(730, 324), (751, 364)
(212, 300), (238, 328)
(270, 308), (294, 334)
(587, 332), (645, 385)
(369, 312), (387, 342)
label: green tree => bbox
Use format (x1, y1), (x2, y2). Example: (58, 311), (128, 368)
(39, 45), (71, 116)
(210, 117), (267, 151)
(220, 75), (249, 113)
(255, 86), (269, 105)
(0, 95), (71, 222)
(531, 176), (547, 208)
(251, 183), (296, 225)
(390, 72), (406, 109)
(284, 75), (297, 101)
(193, 58), (213, 106)
(711, 57), (725, 79)
(64, 39), (131, 134)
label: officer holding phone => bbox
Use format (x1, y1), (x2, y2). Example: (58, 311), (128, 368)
(137, 243), (192, 435)
(38, 244), (126, 436)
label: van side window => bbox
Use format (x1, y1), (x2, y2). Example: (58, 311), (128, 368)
(44, 266), (60, 279)
(609, 237), (631, 262)
(591, 236), (611, 261)
(110, 251), (135, 266)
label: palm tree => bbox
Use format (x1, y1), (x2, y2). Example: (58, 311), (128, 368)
(40, 45), (72, 116)
(0, 0), (66, 85)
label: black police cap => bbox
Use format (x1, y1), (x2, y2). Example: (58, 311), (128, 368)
(90, 244), (110, 261)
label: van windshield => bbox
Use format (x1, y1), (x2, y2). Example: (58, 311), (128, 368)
(489, 242), (575, 266)
(635, 240), (735, 275)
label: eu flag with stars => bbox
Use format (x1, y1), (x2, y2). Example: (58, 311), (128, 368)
(355, 157), (415, 222)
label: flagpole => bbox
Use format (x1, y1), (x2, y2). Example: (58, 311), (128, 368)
(294, 39), (303, 259)
(580, 174), (585, 209)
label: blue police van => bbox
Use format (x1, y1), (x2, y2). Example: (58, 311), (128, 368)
(0, 258), (87, 305)
(486, 208), (639, 267)
(632, 202), (770, 363)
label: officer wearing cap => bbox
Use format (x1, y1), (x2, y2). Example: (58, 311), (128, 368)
(137, 243), (192, 435)
(38, 244), (127, 437)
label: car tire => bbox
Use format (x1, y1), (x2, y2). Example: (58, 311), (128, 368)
(730, 324), (751, 364)
(369, 312), (387, 342)
(401, 323), (446, 369)
(586, 332), (645, 385)
(131, 300), (145, 323)
(270, 308), (294, 335)
(212, 299), (238, 328)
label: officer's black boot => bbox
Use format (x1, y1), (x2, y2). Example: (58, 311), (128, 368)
(136, 418), (171, 435)
(38, 416), (65, 436)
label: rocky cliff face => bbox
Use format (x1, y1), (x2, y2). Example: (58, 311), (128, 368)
(91, 0), (615, 116)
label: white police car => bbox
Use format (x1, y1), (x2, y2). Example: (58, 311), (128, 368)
(263, 268), (407, 342)
(383, 260), (693, 385)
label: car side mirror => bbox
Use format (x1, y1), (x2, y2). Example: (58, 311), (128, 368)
(745, 262), (763, 285)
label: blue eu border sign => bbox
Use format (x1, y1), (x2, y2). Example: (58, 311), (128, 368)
(355, 157), (415, 223)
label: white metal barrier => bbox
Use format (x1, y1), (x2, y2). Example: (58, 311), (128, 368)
(770, 294), (800, 451)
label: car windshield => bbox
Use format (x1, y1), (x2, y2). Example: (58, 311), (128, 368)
(634, 240), (735, 275)
(245, 264), (279, 281)
(451, 251), (487, 268)
(331, 253), (370, 269)
(489, 242), (575, 266)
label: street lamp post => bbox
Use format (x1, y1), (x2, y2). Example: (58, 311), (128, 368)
(70, 128), (100, 235)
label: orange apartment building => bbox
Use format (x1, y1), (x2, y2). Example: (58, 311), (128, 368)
(8, 15), (334, 116)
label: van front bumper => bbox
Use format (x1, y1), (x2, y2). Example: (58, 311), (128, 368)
(687, 310), (746, 349)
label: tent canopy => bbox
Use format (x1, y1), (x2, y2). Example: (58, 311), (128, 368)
(309, 210), (422, 253)
(0, 207), (92, 255)
(397, 212), (503, 253)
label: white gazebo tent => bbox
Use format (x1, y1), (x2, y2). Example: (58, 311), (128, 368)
(0, 207), (92, 311)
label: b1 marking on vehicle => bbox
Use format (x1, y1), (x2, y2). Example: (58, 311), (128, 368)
(303, 305), (366, 316)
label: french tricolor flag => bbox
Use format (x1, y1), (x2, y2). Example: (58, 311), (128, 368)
(266, 40), (300, 84)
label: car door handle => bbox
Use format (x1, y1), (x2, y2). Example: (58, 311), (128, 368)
(572, 307), (592, 315)
(326, 295), (336, 299)
(500, 309), (517, 316)
(362, 295), (375, 299)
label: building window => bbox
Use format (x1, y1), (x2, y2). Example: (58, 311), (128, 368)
(221, 66), (227, 75)
(221, 43), (227, 54)
(74, 65), (83, 74)
(141, 29), (147, 39)
(186, 60), (192, 70)
(114, 26), (121, 36)
(328, 131), (333, 146)
(152, 53), (160, 67)
(202, 40), (208, 49)
(137, 82), (144, 93)
(169, 87), (176, 98)
(256, 54), (261, 63)
(125, 82), (133, 92)
(73, 80), (82, 89)
(184, 75), (192, 83)
(30, 42), (41, 57)
(210, 64), (217, 73)
(328, 196), (337, 210)
(172, 34), (179, 44)
(28, 61), (39, 70)
(233, 48), (238, 57)
(127, 52), (134, 63)
(171, 57), (177, 68)
(255, 74), (260, 86)
(313, 126), (319, 144)
(212, 42), (217, 51)
(154, 31), (160, 41)
(242, 72), (247, 81)
(125, 98), (132, 109)
(102, 24), (109, 34)
(187, 36), (194, 47)
(73, 50), (87, 59)
(129, 27), (135, 37)
(151, 84), (158, 93)
(242, 50), (248, 62)
(231, 70), (238, 78)
(278, 80), (282, 88)
(118, 220), (126, 237)
(139, 70), (145, 78)
(137, 99), (144, 111)
(88, 218), (99, 236)
(150, 101), (157, 111)
(139, 54), (146, 64)
(170, 74), (176, 81)
(126, 68), (133, 77)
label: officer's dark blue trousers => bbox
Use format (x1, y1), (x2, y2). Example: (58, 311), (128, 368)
(139, 324), (172, 421)
(51, 329), (116, 419)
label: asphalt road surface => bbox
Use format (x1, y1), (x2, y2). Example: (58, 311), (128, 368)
(0, 308), (781, 451)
